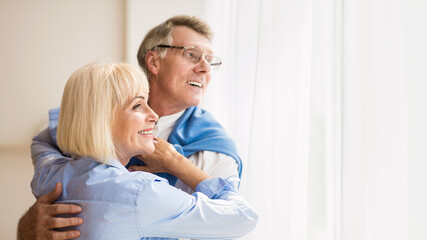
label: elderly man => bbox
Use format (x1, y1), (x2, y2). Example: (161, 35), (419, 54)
(18, 15), (241, 240)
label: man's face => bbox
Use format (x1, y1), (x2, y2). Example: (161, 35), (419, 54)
(150, 26), (213, 113)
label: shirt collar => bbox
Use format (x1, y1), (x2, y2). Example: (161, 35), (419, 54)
(79, 156), (127, 171)
(106, 157), (128, 170)
(156, 110), (185, 128)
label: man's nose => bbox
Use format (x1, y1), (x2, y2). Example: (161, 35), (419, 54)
(195, 55), (211, 73)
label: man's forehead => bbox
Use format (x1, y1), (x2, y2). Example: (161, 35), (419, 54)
(171, 26), (213, 53)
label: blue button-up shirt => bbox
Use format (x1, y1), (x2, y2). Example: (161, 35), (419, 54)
(30, 129), (258, 239)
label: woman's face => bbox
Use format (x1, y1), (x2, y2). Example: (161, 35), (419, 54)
(112, 92), (158, 163)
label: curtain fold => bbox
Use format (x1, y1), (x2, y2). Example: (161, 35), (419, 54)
(204, 0), (426, 239)
(342, 1), (427, 239)
(205, 0), (340, 239)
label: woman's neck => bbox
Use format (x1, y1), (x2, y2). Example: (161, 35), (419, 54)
(115, 151), (130, 166)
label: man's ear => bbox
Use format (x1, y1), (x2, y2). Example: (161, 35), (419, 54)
(146, 51), (160, 75)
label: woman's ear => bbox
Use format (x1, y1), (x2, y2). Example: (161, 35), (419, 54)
(146, 51), (160, 76)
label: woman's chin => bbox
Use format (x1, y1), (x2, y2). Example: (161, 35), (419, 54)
(139, 145), (155, 155)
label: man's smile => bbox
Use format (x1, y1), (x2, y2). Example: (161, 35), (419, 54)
(187, 81), (203, 88)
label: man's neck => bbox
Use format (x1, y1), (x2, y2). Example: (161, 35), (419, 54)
(147, 77), (188, 117)
(148, 99), (187, 118)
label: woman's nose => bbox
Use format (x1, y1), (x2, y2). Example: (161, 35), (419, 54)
(148, 108), (158, 122)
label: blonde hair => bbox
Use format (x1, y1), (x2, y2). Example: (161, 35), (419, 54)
(57, 63), (149, 163)
(137, 15), (213, 76)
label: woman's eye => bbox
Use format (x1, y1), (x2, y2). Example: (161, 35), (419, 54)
(132, 104), (142, 110)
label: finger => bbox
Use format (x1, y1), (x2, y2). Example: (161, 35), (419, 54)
(48, 216), (83, 229)
(128, 166), (151, 172)
(136, 154), (147, 160)
(39, 182), (62, 204)
(46, 203), (82, 216)
(50, 229), (81, 240)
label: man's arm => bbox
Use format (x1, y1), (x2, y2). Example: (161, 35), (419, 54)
(17, 182), (83, 240)
(20, 128), (84, 240)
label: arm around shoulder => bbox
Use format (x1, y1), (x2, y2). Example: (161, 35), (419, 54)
(17, 183), (83, 240)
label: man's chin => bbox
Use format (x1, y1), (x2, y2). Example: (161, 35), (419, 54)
(188, 98), (203, 107)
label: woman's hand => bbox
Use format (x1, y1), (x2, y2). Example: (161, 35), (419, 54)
(128, 137), (211, 190)
(128, 137), (181, 174)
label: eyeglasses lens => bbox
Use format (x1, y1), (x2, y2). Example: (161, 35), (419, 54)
(183, 47), (221, 70)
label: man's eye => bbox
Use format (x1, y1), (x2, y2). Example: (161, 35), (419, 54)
(186, 52), (198, 59)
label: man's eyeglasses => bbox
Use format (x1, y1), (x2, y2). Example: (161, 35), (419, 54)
(155, 45), (222, 70)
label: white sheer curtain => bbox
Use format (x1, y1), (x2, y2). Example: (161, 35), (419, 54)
(204, 0), (341, 239)
(203, 0), (427, 239)
(342, 1), (427, 240)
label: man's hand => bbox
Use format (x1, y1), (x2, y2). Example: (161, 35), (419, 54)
(17, 182), (83, 240)
(129, 137), (181, 174)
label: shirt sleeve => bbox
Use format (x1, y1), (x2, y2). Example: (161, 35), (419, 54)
(30, 128), (72, 198)
(137, 176), (258, 239)
(174, 151), (239, 194)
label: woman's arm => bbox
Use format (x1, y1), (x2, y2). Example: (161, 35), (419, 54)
(129, 137), (211, 190)
(129, 138), (258, 239)
(135, 175), (257, 239)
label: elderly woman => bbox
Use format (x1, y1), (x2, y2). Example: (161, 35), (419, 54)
(30, 63), (257, 239)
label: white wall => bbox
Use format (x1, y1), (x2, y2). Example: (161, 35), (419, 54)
(0, 0), (125, 148)
(126, 0), (208, 66)
(0, 1), (125, 239)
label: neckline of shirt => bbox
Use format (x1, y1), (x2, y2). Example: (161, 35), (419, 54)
(155, 109), (185, 128)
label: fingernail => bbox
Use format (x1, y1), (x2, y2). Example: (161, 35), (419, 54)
(70, 231), (80, 238)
